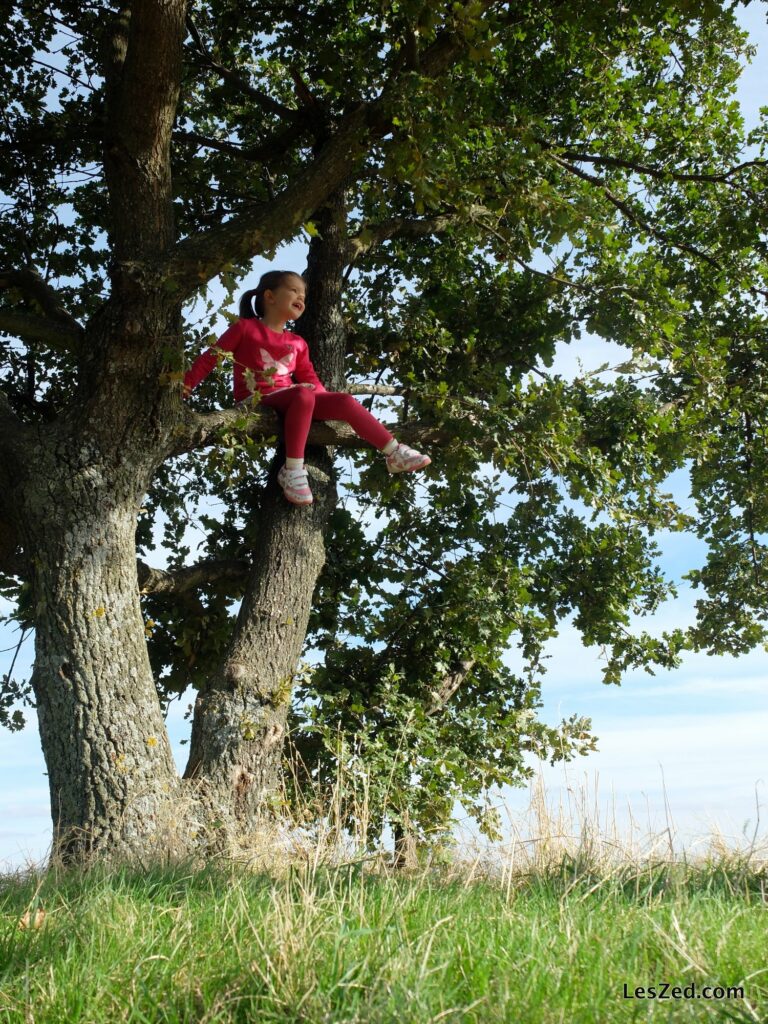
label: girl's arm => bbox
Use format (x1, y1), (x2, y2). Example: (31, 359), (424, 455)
(293, 339), (327, 392)
(183, 320), (244, 397)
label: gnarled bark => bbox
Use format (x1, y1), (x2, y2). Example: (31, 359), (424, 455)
(9, 424), (182, 864)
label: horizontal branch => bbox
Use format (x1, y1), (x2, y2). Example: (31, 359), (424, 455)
(347, 384), (401, 396)
(551, 147), (768, 185)
(165, 401), (449, 459)
(172, 130), (260, 160)
(0, 268), (84, 349)
(0, 309), (82, 352)
(347, 210), (466, 261)
(138, 556), (250, 595)
(172, 124), (306, 166)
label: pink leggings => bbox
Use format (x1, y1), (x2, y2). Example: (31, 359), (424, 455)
(260, 386), (394, 460)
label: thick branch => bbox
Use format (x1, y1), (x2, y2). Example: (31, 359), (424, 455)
(166, 402), (448, 459)
(137, 557), (250, 595)
(0, 269), (84, 337)
(0, 310), (82, 351)
(427, 658), (476, 715)
(165, 1), (501, 298)
(166, 103), (373, 296)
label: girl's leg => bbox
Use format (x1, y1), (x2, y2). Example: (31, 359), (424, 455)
(261, 389), (430, 493)
(311, 392), (431, 472)
(311, 392), (394, 449)
(260, 388), (316, 504)
(260, 386), (316, 460)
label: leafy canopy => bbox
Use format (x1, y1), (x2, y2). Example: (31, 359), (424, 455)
(1, 0), (767, 843)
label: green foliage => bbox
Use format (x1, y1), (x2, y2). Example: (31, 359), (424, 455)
(1, 1), (767, 848)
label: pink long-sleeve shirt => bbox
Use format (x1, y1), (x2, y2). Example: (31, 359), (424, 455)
(184, 317), (326, 400)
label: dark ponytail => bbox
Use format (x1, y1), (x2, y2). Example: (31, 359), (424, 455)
(239, 270), (299, 319)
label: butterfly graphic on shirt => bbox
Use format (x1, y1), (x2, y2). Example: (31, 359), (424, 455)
(258, 346), (296, 378)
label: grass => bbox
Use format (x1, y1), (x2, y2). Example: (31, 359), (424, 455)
(1, 774), (767, 1023)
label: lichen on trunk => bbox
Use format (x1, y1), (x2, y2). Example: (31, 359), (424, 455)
(17, 433), (182, 864)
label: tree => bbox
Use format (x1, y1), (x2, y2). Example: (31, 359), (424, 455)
(1, 0), (766, 864)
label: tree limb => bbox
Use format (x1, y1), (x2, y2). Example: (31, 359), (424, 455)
(348, 384), (401, 396)
(172, 125), (307, 166)
(166, 102), (373, 297)
(548, 153), (723, 270)
(165, 1), (502, 298)
(185, 14), (300, 124)
(0, 310), (82, 352)
(165, 402), (449, 459)
(547, 146), (768, 186)
(427, 658), (476, 715)
(288, 65), (324, 117)
(0, 268), (84, 345)
(347, 211), (466, 261)
(346, 204), (621, 298)
(137, 557), (251, 595)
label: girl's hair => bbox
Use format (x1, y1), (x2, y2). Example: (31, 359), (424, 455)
(239, 270), (303, 319)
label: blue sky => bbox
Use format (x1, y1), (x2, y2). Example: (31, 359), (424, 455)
(2, 4), (768, 870)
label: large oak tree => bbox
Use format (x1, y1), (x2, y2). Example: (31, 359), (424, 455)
(1, 0), (766, 864)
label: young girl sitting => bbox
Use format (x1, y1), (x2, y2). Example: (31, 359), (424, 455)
(183, 270), (431, 505)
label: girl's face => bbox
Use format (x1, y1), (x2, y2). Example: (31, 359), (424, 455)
(264, 275), (307, 321)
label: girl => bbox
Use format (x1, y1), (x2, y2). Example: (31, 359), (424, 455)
(183, 270), (431, 505)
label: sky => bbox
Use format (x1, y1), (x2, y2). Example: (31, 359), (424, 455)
(2, 3), (768, 871)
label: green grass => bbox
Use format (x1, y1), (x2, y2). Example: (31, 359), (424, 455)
(0, 854), (766, 1024)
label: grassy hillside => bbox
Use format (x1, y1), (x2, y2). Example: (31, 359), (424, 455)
(1, 841), (765, 1023)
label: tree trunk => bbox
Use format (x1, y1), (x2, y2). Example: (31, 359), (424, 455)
(0, 182), (355, 864)
(392, 821), (419, 871)
(0, 254), (204, 864)
(182, 456), (337, 849)
(182, 190), (350, 849)
(11, 428), (182, 864)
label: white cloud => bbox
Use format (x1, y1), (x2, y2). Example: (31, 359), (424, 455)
(495, 706), (768, 850)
